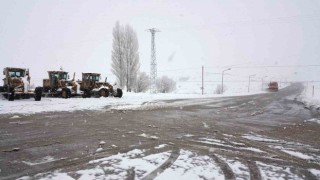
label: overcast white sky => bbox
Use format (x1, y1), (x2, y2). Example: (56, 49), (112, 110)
(1, 0), (320, 86)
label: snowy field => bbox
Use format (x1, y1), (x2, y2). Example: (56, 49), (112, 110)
(0, 81), (288, 115)
(298, 82), (320, 110)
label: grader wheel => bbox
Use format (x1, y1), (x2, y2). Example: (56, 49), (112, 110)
(99, 89), (109, 97)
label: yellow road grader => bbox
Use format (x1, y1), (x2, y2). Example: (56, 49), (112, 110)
(42, 71), (122, 98)
(0, 67), (42, 101)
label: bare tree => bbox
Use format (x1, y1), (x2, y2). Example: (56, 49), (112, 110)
(135, 72), (150, 93)
(111, 22), (140, 92)
(214, 84), (227, 94)
(123, 25), (140, 92)
(111, 21), (125, 88)
(156, 76), (176, 93)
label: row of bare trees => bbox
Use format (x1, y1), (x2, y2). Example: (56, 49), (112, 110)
(111, 21), (176, 93)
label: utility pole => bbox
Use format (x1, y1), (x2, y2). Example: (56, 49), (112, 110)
(201, 66), (204, 95)
(222, 68), (231, 94)
(147, 28), (160, 94)
(248, 74), (256, 93)
(313, 85), (315, 97)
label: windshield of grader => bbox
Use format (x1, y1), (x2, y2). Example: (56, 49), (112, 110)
(83, 74), (100, 82)
(50, 72), (68, 80)
(92, 75), (100, 81)
(60, 73), (68, 80)
(8, 70), (25, 78)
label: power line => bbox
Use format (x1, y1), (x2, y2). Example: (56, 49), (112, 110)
(205, 64), (320, 69)
(158, 67), (201, 72)
(161, 14), (320, 31)
(234, 65), (320, 69)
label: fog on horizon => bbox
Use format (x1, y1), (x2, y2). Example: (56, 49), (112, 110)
(1, 0), (320, 87)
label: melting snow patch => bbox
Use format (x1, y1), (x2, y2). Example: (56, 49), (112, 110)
(9, 121), (32, 125)
(138, 133), (159, 140)
(197, 137), (233, 148)
(183, 134), (194, 137)
(199, 137), (224, 143)
(281, 149), (314, 160)
(155, 149), (224, 180)
(270, 145), (319, 162)
(155, 144), (168, 149)
(309, 169), (320, 178)
(229, 141), (246, 146)
(96, 148), (103, 153)
(17, 176), (31, 180)
(239, 147), (265, 153)
(242, 133), (280, 143)
(257, 161), (300, 179)
(37, 171), (74, 180)
(197, 140), (233, 148)
(22, 156), (56, 166)
(248, 101), (255, 105)
(202, 122), (209, 128)
(305, 118), (320, 124)
(9, 115), (21, 119)
(223, 133), (234, 137)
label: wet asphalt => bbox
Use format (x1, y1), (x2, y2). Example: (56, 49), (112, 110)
(0, 83), (319, 179)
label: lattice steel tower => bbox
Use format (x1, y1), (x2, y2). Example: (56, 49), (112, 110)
(147, 28), (160, 93)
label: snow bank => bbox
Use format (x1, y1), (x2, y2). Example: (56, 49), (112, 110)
(297, 82), (320, 110)
(0, 82), (289, 115)
(0, 93), (226, 114)
(0, 93), (214, 114)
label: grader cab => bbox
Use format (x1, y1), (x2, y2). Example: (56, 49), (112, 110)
(79, 73), (123, 98)
(0, 67), (42, 101)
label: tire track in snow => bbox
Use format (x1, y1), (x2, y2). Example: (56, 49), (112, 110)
(210, 153), (236, 180)
(142, 148), (180, 180)
(247, 160), (262, 180)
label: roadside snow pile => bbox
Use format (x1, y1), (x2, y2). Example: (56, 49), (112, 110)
(297, 82), (320, 110)
(0, 82), (290, 114)
(0, 93), (214, 114)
